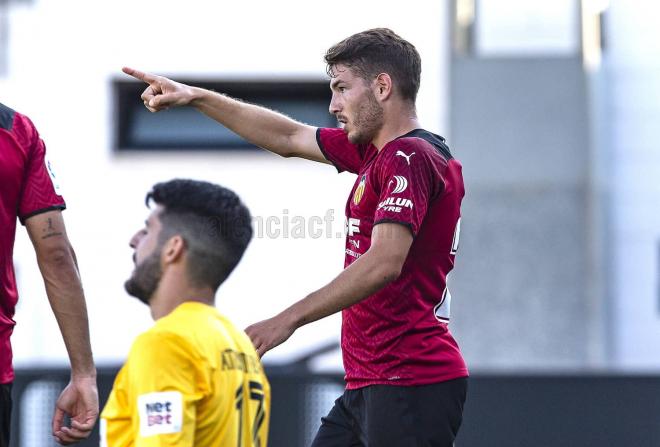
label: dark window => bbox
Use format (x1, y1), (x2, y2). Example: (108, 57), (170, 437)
(114, 80), (335, 151)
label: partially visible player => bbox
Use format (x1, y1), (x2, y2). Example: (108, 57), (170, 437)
(101, 179), (270, 447)
(0, 102), (98, 446)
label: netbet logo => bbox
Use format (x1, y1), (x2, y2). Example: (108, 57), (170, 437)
(145, 401), (173, 426)
(138, 391), (183, 436)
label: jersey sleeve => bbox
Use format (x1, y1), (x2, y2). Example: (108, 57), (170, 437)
(373, 142), (439, 236)
(316, 127), (365, 174)
(14, 113), (65, 224)
(129, 331), (204, 447)
(101, 366), (134, 447)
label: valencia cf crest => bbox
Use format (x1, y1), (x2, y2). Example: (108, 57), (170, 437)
(353, 174), (367, 206)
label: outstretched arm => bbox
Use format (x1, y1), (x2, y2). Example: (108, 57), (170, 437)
(25, 210), (98, 445)
(245, 223), (413, 357)
(122, 67), (330, 163)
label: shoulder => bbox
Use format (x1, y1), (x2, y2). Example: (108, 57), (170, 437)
(131, 322), (194, 360)
(317, 127), (369, 159)
(316, 127), (350, 151)
(397, 129), (452, 156)
(215, 313), (258, 354)
(382, 130), (455, 170)
(0, 102), (16, 131)
(133, 305), (248, 358)
(4, 109), (40, 151)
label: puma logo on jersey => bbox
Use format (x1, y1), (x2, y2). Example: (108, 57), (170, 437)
(395, 150), (415, 165)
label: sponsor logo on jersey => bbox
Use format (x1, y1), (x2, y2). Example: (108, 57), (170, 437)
(395, 150), (415, 165)
(100, 419), (108, 447)
(388, 175), (408, 194)
(138, 391), (183, 436)
(353, 174), (367, 206)
(345, 248), (362, 259)
(377, 197), (414, 213)
(45, 157), (61, 194)
(349, 239), (360, 249)
(346, 218), (360, 236)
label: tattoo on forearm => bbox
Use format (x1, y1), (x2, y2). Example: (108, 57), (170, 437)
(42, 218), (63, 240)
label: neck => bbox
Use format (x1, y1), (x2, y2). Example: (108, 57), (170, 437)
(372, 105), (420, 150)
(148, 269), (215, 320)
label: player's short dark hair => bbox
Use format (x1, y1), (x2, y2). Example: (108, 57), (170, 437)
(324, 28), (422, 103)
(146, 179), (252, 291)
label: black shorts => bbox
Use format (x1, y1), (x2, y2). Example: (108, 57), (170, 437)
(311, 377), (468, 447)
(0, 383), (11, 447)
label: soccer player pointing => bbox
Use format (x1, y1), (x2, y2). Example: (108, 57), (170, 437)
(125, 28), (468, 446)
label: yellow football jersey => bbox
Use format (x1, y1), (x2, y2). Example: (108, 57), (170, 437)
(101, 302), (270, 447)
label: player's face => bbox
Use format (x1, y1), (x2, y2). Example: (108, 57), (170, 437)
(124, 207), (165, 304)
(329, 64), (384, 145)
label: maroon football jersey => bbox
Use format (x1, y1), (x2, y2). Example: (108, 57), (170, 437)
(0, 103), (65, 383)
(317, 127), (468, 389)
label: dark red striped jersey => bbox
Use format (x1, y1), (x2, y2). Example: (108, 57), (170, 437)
(0, 103), (65, 383)
(317, 127), (468, 389)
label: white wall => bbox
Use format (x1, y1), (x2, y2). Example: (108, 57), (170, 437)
(1, 0), (450, 369)
(605, 2), (660, 369)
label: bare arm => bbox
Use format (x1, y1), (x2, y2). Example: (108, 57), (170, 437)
(25, 210), (98, 445)
(122, 67), (329, 163)
(246, 223), (413, 356)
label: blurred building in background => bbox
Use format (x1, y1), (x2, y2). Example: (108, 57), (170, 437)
(448, 0), (660, 372)
(2, 0), (660, 445)
(1, 0), (450, 370)
(1, 0), (659, 375)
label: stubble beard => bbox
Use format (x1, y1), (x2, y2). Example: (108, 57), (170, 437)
(124, 250), (162, 305)
(347, 90), (384, 145)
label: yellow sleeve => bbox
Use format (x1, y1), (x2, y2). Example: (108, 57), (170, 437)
(101, 366), (134, 447)
(128, 330), (205, 447)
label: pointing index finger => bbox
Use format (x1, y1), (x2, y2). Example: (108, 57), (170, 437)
(122, 66), (157, 84)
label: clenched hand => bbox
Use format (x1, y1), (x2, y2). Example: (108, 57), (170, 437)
(52, 376), (99, 445)
(245, 313), (298, 357)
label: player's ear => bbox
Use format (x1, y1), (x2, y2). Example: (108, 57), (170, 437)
(374, 73), (393, 101)
(162, 235), (185, 264)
